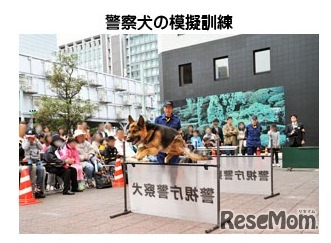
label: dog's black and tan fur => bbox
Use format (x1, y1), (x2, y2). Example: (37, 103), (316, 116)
(126, 115), (208, 163)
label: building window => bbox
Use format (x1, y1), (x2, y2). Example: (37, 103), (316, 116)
(214, 56), (229, 80)
(179, 63), (192, 86)
(254, 48), (271, 74)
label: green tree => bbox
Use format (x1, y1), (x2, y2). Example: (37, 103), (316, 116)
(34, 53), (99, 134)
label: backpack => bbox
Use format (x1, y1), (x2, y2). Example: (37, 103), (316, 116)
(94, 170), (112, 189)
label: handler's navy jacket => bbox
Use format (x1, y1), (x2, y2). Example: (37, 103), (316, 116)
(245, 123), (262, 147)
(154, 114), (181, 164)
(154, 114), (181, 131)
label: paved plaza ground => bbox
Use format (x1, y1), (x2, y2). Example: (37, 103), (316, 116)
(19, 166), (319, 234)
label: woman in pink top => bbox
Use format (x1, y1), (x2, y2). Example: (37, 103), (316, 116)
(61, 137), (85, 190)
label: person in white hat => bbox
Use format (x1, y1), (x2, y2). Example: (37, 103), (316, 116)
(73, 129), (85, 138)
(74, 129), (103, 188)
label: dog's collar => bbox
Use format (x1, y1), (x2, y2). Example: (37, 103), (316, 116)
(143, 130), (155, 144)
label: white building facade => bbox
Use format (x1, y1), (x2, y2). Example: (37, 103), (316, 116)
(19, 54), (158, 125)
(59, 34), (161, 111)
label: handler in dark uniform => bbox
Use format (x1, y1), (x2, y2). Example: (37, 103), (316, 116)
(155, 100), (182, 164)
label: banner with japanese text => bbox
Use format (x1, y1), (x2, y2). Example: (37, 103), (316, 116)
(218, 156), (272, 195)
(127, 164), (218, 224)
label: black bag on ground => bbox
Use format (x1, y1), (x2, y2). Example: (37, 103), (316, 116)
(94, 170), (112, 189)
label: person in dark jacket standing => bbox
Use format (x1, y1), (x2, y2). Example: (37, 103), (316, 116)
(44, 134), (83, 195)
(245, 116), (262, 155)
(211, 119), (224, 145)
(285, 114), (306, 147)
(155, 100), (182, 164)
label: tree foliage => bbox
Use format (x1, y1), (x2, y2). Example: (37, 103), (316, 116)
(34, 53), (99, 134)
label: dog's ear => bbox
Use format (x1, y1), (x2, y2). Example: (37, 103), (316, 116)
(128, 115), (135, 124)
(137, 115), (145, 127)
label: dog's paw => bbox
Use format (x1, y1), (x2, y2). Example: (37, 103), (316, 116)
(126, 157), (139, 163)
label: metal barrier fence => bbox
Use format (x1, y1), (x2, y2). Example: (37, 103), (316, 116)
(110, 140), (279, 233)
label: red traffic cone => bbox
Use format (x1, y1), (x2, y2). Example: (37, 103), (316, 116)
(256, 147), (261, 156)
(19, 166), (42, 206)
(113, 159), (125, 187)
(211, 148), (216, 156)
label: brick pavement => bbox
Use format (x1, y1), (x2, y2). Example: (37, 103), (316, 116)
(19, 168), (318, 234)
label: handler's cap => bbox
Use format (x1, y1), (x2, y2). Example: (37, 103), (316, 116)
(163, 100), (174, 108)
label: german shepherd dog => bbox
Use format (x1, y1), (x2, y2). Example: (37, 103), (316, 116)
(126, 115), (209, 163)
